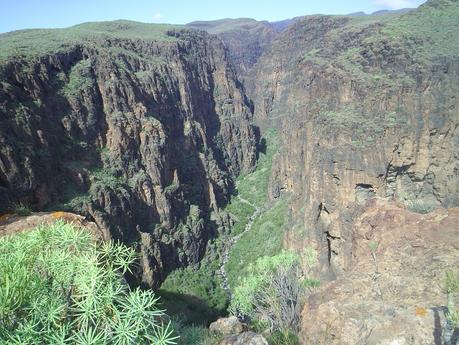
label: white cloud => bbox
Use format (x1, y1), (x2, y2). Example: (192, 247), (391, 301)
(153, 12), (163, 20)
(373, 0), (416, 9)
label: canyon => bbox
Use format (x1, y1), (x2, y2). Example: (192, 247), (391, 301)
(1, 0), (458, 343)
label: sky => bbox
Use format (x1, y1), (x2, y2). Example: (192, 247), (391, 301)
(0, 0), (427, 33)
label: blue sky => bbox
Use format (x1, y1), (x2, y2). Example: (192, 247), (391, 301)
(0, 0), (427, 33)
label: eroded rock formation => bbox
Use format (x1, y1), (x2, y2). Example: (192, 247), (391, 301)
(0, 24), (257, 287)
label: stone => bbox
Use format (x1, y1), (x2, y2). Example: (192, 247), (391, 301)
(209, 316), (247, 336)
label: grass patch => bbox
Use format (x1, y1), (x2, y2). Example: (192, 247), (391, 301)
(171, 318), (223, 345)
(226, 199), (288, 288)
(0, 20), (182, 64)
(61, 59), (93, 98)
(225, 199), (255, 236)
(234, 129), (277, 207)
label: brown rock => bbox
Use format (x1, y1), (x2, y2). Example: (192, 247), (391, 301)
(209, 316), (248, 336)
(299, 204), (459, 345)
(0, 211), (105, 240)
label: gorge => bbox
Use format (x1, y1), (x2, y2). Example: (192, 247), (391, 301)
(1, 0), (458, 344)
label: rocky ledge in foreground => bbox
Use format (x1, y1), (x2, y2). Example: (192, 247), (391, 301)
(301, 200), (459, 345)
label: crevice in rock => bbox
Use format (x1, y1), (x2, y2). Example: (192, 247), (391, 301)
(325, 230), (339, 266)
(317, 202), (329, 222)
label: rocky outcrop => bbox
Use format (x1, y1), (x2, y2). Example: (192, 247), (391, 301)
(300, 201), (459, 345)
(0, 211), (104, 239)
(209, 316), (248, 336)
(0, 23), (257, 287)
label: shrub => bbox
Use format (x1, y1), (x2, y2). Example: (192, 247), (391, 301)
(13, 202), (32, 216)
(230, 250), (318, 335)
(90, 168), (127, 194)
(226, 200), (288, 287)
(443, 271), (459, 345)
(62, 59), (94, 98)
(160, 258), (228, 317)
(0, 220), (178, 344)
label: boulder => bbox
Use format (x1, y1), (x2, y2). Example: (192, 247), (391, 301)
(209, 316), (247, 336)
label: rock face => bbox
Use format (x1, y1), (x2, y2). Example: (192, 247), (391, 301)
(300, 202), (459, 345)
(201, 0), (459, 343)
(187, 18), (289, 79)
(0, 211), (104, 239)
(0, 22), (257, 287)
(245, 0), (459, 278)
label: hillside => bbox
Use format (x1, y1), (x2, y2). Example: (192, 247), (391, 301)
(0, 20), (257, 292)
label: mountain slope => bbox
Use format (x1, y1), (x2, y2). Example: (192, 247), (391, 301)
(0, 20), (257, 288)
(240, 0), (459, 342)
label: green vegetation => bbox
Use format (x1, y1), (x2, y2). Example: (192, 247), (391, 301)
(171, 318), (223, 345)
(301, 1), (459, 90)
(316, 106), (407, 147)
(443, 271), (459, 345)
(225, 127), (288, 290)
(230, 250), (318, 343)
(164, 182), (180, 194)
(225, 128), (278, 236)
(0, 220), (177, 344)
(12, 202), (32, 216)
(60, 59), (93, 98)
(159, 128), (284, 332)
(90, 168), (127, 194)
(225, 200), (255, 236)
(367, 0), (459, 61)
(0, 20), (181, 63)
(226, 199), (288, 287)
(160, 254), (228, 320)
(234, 129), (278, 207)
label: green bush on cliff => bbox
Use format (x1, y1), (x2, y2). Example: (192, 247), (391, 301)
(230, 250), (318, 340)
(62, 59), (93, 98)
(0, 220), (178, 345)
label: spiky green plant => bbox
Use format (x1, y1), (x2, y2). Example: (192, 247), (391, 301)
(0, 220), (178, 345)
(443, 271), (459, 345)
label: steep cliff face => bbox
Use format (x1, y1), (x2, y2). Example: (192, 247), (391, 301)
(187, 18), (292, 82)
(0, 21), (257, 287)
(248, 0), (459, 277)
(242, 0), (459, 342)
